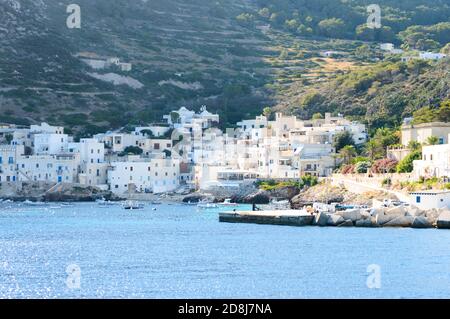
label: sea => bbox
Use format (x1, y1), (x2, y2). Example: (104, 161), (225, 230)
(0, 201), (449, 299)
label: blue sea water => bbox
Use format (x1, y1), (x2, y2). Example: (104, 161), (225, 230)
(0, 202), (450, 299)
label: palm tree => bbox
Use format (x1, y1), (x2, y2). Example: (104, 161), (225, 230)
(426, 136), (439, 146)
(339, 145), (357, 165)
(364, 140), (380, 161)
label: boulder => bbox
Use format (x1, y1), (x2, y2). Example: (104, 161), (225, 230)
(375, 213), (398, 226)
(370, 207), (385, 216)
(412, 216), (433, 229)
(338, 220), (354, 227)
(425, 209), (440, 226)
(313, 212), (329, 227)
(355, 218), (373, 228)
(385, 206), (406, 216)
(437, 211), (450, 229)
(384, 216), (414, 228)
(406, 207), (425, 217)
(327, 214), (345, 226)
(337, 209), (362, 222)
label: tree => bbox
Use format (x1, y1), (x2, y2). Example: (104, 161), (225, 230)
(333, 131), (355, 152)
(5, 134), (13, 144)
(318, 18), (346, 38)
(426, 136), (440, 145)
(364, 139), (383, 161)
(339, 145), (357, 165)
(120, 146), (143, 156)
(397, 151), (422, 173)
(407, 141), (422, 151)
(262, 107), (272, 119)
(170, 112), (180, 124)
(312, 113), (323, 120)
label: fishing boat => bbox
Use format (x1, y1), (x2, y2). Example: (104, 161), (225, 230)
(217, 199), (238, 207)
(122, 201), (145, 210)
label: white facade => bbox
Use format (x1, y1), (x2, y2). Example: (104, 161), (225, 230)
(413, 142), (450, 178)
(0, 145), (24, 183)
(108, 157), (180, 195)
(34, 133), (69, 155)
(419, 52), (447, 60)
(17, 154), (80, 183)
(410, 191), (450, 210)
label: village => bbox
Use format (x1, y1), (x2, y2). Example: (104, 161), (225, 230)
(1, 104), (450, 228)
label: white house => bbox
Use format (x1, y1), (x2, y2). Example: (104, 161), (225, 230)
(413, 141), (450, 178)
(0, 145), (24, 183)
(419, 52), (447, 61)
(410, 191), (450, 210)
(69, 139), (108, 186)
(17, 154), (80, 183)
(108, 157), (180, 195)
(34, 133), (69, 155)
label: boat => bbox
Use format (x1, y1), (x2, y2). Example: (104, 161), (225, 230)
(197, 199), (218, 209)
(122, 201), (145, 210)
(218, 199), (238, 207)
(151, 200), (162, 205)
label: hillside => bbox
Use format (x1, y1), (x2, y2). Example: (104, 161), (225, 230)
(0, 0), (449, 136)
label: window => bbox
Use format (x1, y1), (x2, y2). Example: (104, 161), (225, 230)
(154, 143), (160, 150)
(8, 157), (13, 164)
(0, 156), (3, 164)
(416, 196), (421, 204)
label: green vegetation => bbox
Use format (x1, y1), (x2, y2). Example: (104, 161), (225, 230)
(257, 176), (318, 191)
(333, 131), (355, 152)
(412, 100), (450, 124)
(119, 146), (144, 157)
(396, 151), (422, 173)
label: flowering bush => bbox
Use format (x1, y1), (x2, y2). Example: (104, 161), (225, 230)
(341, 164), (356, 174)
(371, 158), (398, 174)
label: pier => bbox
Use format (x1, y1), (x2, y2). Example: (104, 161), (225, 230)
(219, 210), (314, 227)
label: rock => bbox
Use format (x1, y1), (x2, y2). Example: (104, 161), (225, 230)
(412, 216), (433, 229)
(384, 216), (414, 227)
(425, 209), (440, 226)
(407, 207), (425, 217)
(385, 206), (406, 216)
(370, 207), (385, 216)
(338, 220), (354, 227)
(314, 212), (329, 226)
(327, 214), (345, 226)
(355, 218), (374, 228)
(437, 211), (450, 229)
(336, 209), (362, 222)
(242, 190), (270, 204)
(375, 213), (397, 226)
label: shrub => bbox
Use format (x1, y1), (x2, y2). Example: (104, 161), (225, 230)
(355, 161), (371, 174)
(371, 158), (398, 174)
(397, 151), (421, 173)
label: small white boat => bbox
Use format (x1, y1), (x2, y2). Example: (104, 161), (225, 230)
(122, 201), (145, 210)
(218, 199), (238, 207)
(197, 199), (218, 209)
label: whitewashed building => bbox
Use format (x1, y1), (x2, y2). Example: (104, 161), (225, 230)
(0, 145), (24, 183)
(17, 154), (80, 183)
(34, 133), (69, 155)
(108, 156), (180, 195)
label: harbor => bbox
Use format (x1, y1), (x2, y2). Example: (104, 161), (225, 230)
(219, 200), (450, 230)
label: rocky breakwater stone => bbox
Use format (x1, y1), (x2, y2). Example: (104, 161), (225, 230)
(412, 216), (433, 229)
(338, 220), (354, 227)
(437, 210), (450, 229)
(384, 215), (414, 227)
(355, 218), (374, 227)
(425, 209), (440, 226)
(327, 214), (345, 226)
(375, 206), (406, 226)
(313, 212), (329, 227)
(336, 209), (362, 222)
